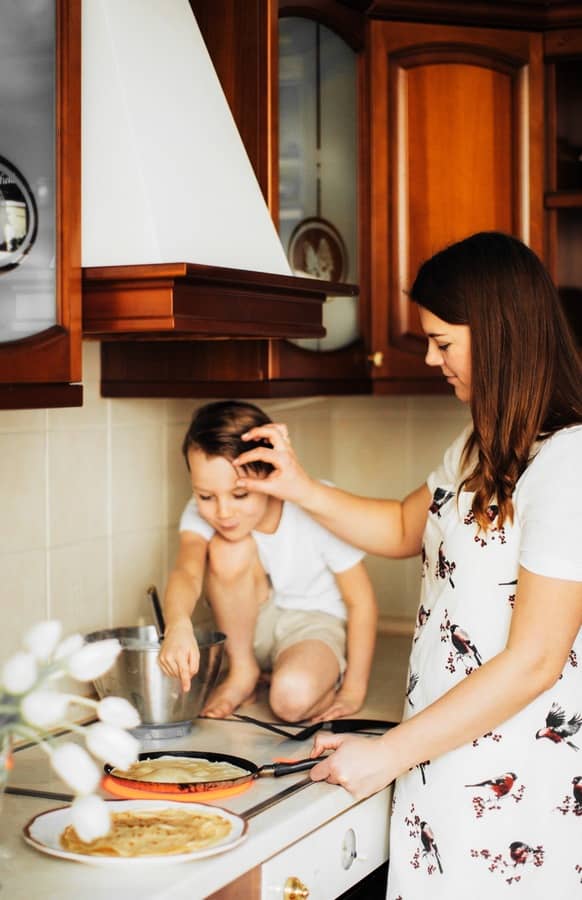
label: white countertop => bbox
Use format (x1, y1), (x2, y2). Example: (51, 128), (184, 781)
(2, 716), (394, 899)
(3, 632), (410, 898)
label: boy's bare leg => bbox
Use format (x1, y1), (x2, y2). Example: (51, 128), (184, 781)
(202, 534), (268, 718)
(269, 641), (340, 723)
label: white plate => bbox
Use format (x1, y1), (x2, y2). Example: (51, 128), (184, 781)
(23, 799), (248, 867)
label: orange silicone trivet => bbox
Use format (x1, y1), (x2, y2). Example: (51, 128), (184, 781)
(101, 775), (252, 802)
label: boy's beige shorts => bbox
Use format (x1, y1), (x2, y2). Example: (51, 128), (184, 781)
(252, 593), (347, 676)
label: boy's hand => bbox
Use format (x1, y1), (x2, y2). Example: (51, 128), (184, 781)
(158, 620), (200, 692)
(310, 684), (366, 723)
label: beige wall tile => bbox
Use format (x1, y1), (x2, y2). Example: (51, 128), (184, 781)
(0, 432), (47, 552)
(0, 409), (46, 431)
(48, 428), (108, 545)
(166, 398), (198, 426)
(262, 397), (333, 479)
(0, 550), (46, 658)
(111, 529), (165, 628)
(50, 539), (110, 634)
(330, 397), (417, 502)
(110, 397), (167, 426)
(167, 422), (191, 526)
(111, 424), (165, 533)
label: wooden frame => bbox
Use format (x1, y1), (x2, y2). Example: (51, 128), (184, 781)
(0, 0), (82, 408)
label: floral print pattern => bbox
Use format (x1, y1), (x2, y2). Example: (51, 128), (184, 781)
(387, 447), (582, 899)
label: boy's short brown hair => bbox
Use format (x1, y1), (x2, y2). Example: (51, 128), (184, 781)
(182, 400), (275, 478)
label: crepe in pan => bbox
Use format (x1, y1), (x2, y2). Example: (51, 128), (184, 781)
(111, 756), (250, 784)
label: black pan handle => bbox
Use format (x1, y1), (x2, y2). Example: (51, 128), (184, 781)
(329, 718), (398, 734)
(293, 718), (398, 741)
(258, 758), (318, 777)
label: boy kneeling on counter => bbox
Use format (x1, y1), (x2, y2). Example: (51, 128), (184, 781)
(159, 400), (377, 722)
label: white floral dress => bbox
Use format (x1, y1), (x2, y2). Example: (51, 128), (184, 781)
(387, 425), (582, 900)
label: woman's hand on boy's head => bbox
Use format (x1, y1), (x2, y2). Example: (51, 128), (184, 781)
(233, 422), (313, 504)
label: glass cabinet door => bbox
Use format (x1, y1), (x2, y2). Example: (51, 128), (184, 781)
(279, 17), (359, 351)
(0, 2), (56, 341)
(0, 0), (81, 406)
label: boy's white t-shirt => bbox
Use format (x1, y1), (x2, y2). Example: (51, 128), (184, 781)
(179, 492), (365, 621)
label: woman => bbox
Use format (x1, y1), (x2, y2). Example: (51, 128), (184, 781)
(233, 232), (582, 898)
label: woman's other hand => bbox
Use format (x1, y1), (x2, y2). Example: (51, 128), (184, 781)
(158, 620), (200, 692)
(233, 423), (314, 505)
(309, 732), (395, 800)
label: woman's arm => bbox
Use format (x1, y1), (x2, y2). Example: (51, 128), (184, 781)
(234, 423), (431, 558)
(309, 566), (582, 798)
(312, 561), (378, 722)
(158, 531), (208, 690)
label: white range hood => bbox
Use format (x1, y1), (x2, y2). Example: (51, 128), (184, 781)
(81, 0), (291, 276)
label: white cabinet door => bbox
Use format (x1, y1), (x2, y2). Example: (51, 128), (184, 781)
(261, 787), (391, 899)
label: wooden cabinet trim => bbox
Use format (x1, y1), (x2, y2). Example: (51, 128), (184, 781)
(82, 264), (359, 339)
(362, 1), (582, 31)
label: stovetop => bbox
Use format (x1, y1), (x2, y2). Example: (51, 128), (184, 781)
(9, 715), (318, 820)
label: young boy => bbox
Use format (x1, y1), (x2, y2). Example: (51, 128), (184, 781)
(158, 400), (377, 722)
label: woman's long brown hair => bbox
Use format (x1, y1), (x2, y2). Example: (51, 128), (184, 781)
(410, 232), (582, 529)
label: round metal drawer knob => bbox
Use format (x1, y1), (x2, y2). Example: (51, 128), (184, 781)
(284, 875), (310, 898)
(341, 827), (357, 869)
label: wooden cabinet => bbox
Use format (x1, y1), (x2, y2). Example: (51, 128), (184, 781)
(101, 2), (547, 400)
(367, 19), (544, 391)
(544, 28), (582, 344)
(0, 0), (82, 410)
(208, 788), (391, 900)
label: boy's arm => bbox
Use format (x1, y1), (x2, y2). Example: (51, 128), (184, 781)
(158, 531), (208, 691)
(313, 560), (378, 722)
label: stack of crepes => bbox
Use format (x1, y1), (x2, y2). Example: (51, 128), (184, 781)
(60, 808), (232, 857)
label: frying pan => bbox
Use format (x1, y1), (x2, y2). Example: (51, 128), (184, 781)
(104, 750), (318, 794)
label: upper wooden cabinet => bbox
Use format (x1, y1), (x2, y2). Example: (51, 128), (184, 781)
(100, 1), (549, 399)
(367, 19), (545, 390)
(544, 27), (582, 344)
(0, 0), (82, 409)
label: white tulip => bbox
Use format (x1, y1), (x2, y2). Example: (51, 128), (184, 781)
(66, 639), (121, 681)
(22, 620), (62, 661)
(97, 697), (140, 729)
(21, 690), (71, 728)
(84, 722), (140, 769)
(50, 742), (101, 795)
(53, 633), (85, 661)
(1, 652), (37, 694)
(70, 794), (111, 842)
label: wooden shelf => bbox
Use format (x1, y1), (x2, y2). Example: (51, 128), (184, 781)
(0, 383), (82, 410)
(82, 263), (357, 340)
(545, 190), (582, 208)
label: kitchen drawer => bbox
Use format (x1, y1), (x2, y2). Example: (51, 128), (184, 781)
(261, 787), (391, 899)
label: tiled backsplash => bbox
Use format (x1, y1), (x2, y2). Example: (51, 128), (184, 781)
(0, 342), (468, 658)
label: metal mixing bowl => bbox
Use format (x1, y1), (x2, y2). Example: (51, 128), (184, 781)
(85, 626), (225, 725)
